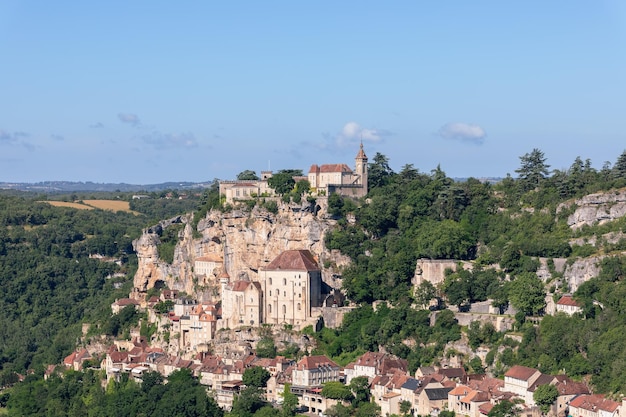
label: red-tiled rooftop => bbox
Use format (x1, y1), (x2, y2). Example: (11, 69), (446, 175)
(264, 250), (320, 271)
(297, 355), (339, 370)
(569, 394), (620, 412)
(505, 365), (539, 381)
(308, 164), (353, 174)
(557, 295), (581, 307)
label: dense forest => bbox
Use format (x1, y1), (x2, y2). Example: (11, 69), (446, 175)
(4, 149), (626, 414)
(0, 190), (210, 387)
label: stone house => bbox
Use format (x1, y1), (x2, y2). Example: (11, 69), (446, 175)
(556, 294), (583, 316)
(220, 279), (263, 328)
(179, 303), (218, 351)
(291, 355), (341, 388)
(345, 352), (409, 384)
(194, 254), (223, 282)
(111, 298), (140, 314)
(504, 365), (543, 404)
(259, 249), (322, 329)
(568, 394), (620, 417)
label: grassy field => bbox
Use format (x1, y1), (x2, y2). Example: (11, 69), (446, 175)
(44, 200), (139, 214)
(45, 201), (94, 210)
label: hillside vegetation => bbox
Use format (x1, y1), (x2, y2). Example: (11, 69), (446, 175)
(318, 149), (626, 393)
(0, 190), (209, 386)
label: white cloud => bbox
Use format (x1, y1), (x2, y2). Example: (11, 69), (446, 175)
(337, 121), (391, 146)
(50, 134), (64, 141)
(438, 122), (486, 144)
(118, 113), (141, 127)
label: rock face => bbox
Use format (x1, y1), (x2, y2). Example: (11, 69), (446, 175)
(412, 259), (472, 287)
(559, 189), (626, 229)
(132, 201), (350, 300)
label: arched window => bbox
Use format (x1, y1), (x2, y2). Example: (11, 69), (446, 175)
(282, 304), (286, 315)
(269, 277), (272, 285)
(268, 304), (272, 313)
(297, 303), (301, 311)
(283, 278), (287, 286)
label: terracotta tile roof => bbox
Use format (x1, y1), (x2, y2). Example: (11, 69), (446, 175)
(461, 390), (490, 403)
(450, 385), (471, 396)
(554, 375), (590, 396)
(228, 280), (255, 292)
(438, 367), (466, 379)
(557, 295), (581, 307)
(297, 355), (339, 370)
(115, 298), (139, 306)
(505, 365), (539, 381)
(264, 250), (320, 271)
(479, 403), (494, 415)
(308, 164), (354, 174)
(529, 374), (557, 392)
(569, 394), (620, 412)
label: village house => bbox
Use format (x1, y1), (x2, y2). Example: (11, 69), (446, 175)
(568, 394), (620, 417)
(194, 253), (224, 282)
(291, 355), (341, 388)
(258, 249), (322, 329)
(219, 277), (263, 329)
(219, 171), (275, 204)
(63, 348), (91, 371)
(344, 352), (409, 384)
(179, 303), (219, 351)
(556, 294), (583, 316)
(504, 365), (543, 404)
(111, 297), (140, 314)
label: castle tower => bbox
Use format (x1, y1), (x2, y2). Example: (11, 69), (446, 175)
(355, 142), (368, 195)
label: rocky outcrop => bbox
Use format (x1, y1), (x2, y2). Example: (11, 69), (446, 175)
(412, 259), (472, 287)
(132, 201), (350, 300)
(558, 189), (626, 229)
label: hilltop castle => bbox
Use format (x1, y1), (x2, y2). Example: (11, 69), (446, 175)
(219, 144), (368, 203)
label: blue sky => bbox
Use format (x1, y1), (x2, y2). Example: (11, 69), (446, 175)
(1, 1), (625, 184)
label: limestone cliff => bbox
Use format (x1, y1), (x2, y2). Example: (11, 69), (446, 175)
(558, 188), (626, 229)
(132, 201), (350, 301)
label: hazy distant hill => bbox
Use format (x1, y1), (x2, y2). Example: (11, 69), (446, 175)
(0, 180), (216, 193)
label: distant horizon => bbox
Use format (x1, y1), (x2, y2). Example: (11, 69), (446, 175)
(1, 2), (624, 183)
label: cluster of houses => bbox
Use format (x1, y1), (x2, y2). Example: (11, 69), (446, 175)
(62, 339), (619, 417)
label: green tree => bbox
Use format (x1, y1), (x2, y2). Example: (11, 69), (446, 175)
(322, 381), (354, 401)
(399, 400), (412, 417)
(508, 272), (546, 316)
(349, 376), (370, 406)
(533, 384), (558, 414)
(515, 148), (551, 192)
(280, 383), (299, 417)
(268, 171), (297, 195)
(237, 170), (260, 180)
(613, 150), (626, 180)
(488, 400), (518, 417)
(368, 152), (394, 189)
(242, 366), (270, 389)
(256, 337), (277, 358)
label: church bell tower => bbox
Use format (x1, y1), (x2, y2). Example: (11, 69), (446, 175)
(355, 142), (368, 195)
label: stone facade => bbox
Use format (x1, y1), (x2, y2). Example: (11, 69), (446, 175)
(259, 249), (322, 328)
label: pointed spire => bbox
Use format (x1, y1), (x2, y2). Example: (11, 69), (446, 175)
(356, 141), (367, 160)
